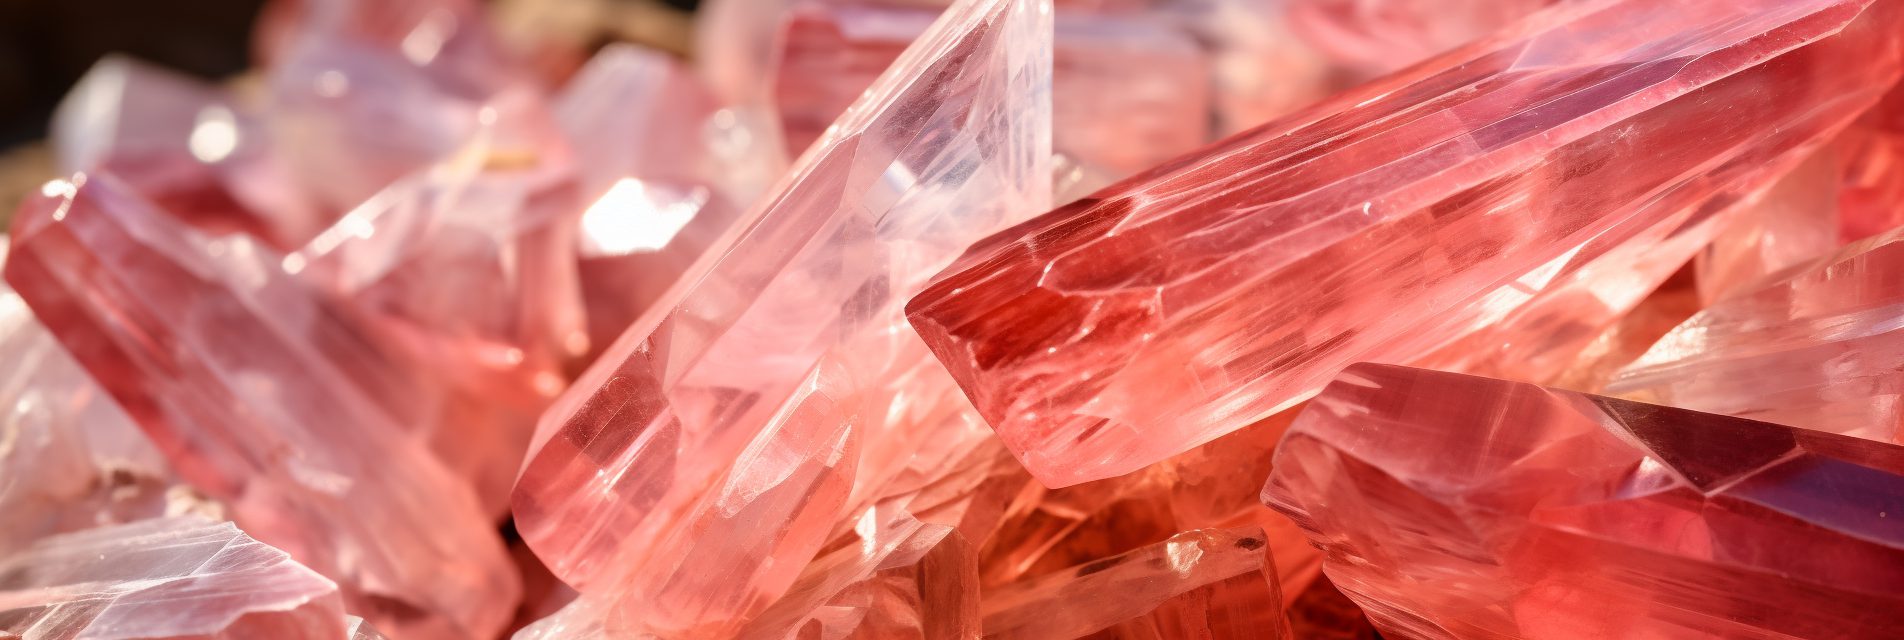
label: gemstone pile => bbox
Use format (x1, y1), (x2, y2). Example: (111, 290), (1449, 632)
(2, 0), (1902, 638)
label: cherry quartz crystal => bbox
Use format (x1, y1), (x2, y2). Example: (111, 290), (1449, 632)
(909, 0), (1904, 486)
(1266, 363), (1904, 639)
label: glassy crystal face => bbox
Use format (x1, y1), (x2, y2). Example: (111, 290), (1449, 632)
(1266, 363), (1904, 640)
(0, 517), (348, 640)
(909, 0), (1904, 487)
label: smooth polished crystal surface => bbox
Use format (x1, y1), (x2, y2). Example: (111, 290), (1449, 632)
(1267, 364), (1904, 639)
(1609, 226), (1904, 442)
(0, 238), (176, 556)
(910, 0), (1904, 486)
(0, 517), (347, 640)
(511, 0), (1050, 634)
(5, 176), (520, 640)
(981, 526), (1289, 639)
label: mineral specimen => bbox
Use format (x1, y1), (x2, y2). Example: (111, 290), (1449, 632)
(1267, 363), (1904, 639)
(5, 175), (520, 640)
(909, 0), (1904, 486)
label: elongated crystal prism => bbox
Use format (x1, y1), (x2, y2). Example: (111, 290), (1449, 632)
(910, 0), (1904, 486)
(511, 0), (1051, 634)
(0, 237), (177, 556)
(5, 175), (520, 640)
(1609, 225), (1904, 442)
(0, 517), (347, 640)
(1267, 364), (1904, 639)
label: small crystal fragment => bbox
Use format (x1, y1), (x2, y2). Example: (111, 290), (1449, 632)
(0, 517), (347, 640)
(909, 0), (1904, 486)
(1267, 363), (1904, 639)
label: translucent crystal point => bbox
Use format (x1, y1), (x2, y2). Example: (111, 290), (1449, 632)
(1267, 363), (1904, 639)
(0, 517), (347, 640)
(1609, 224), (1904, 442)
(5, 175), (520, 640)
(510, 0), (1052, 633)
(910, 0), (1904, 486)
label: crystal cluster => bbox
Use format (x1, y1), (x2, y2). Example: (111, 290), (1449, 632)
(3, 0), (1904, 638)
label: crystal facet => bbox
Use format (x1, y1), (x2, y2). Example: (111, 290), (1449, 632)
(909, 0), (1904, 486)
(1266, 363), (1904, 639)
(1609, 224), (1904, 442)
(0, 517), (347, 640)
(511, 0), (1051, 634)
(5, 175), (520, 640)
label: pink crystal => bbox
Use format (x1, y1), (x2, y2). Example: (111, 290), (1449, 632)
(1267, 363), (1904, 639)
(5, 175), (520, 640)
(772, 0), (1210, 177)
(0, 517), (347, 639)
(1608, 224), (1904, 442)
(1284, 0), (1557, 77)
(263, 0), (526, 215)
(510, 0), (1052, 633)
(554, 45), (753, 359)
(981, 526), (1289, 639)
(51, 57), (317, 249)
(0, 237), (178, 556)
(1695, 143), (1848, 303)
(909, 0), (1904, 486)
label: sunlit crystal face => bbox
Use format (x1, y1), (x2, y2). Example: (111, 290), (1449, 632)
(6, 0), (1904, 638)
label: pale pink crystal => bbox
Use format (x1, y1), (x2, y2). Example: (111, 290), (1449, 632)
(5, 175), (520, 640)
(263, 0), (525, 215)
(773, 0), (1209, 176)
(349, 617), (392, 639)
(51, 57), (318, 248)
(981, 526), (1289, 639)
(1609, 224), (1904, 442)
(510, 0), (1052, 633)
(909, 0), (1904, 486)
(1694, 143), (1847, 303)
(0, 237), (177, 556)
(0, 517), (346, 640)
(1285, 0), (1557, 77)
(1268, 363), (1904, 639)
(554, 45), (755, 359)
(290, 87), (583, 512)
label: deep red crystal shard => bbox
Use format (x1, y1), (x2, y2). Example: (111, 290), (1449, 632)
(1266, 363), (1904, 639)
(909, 0), (1904, 486)
(5, 175), (519, 640)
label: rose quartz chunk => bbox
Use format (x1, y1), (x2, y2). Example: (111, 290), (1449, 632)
(1285, 0), (1556, 77)
(509, 0), (1051, 634)
(0, 517), (346, 640)
(5, 176), (520, 640)
(1609, 226), (1904, 442)
(909, 0), (1904, 486)
(1267, 363), (1904, 639)
(773, 0), (1209, 177)
(981, 526), (1289, 639)
(0, 238), (178, 556)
